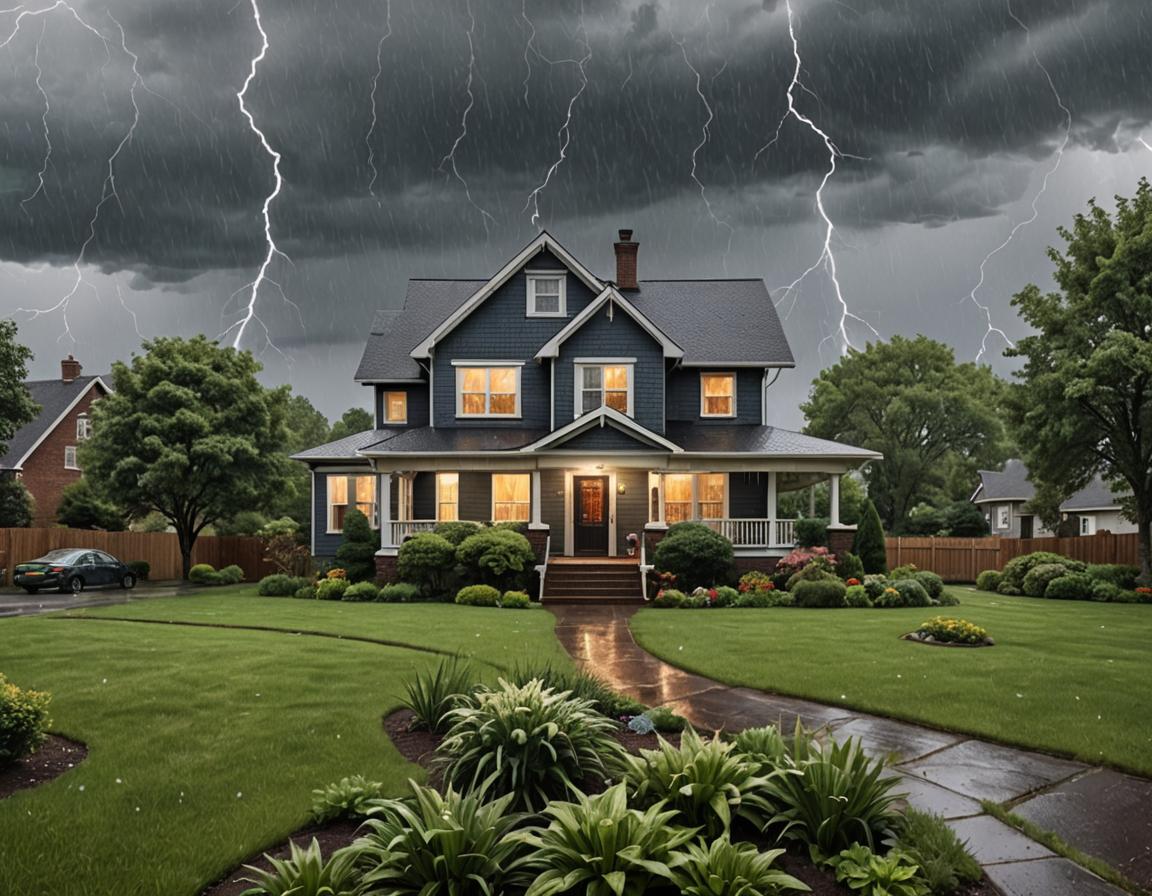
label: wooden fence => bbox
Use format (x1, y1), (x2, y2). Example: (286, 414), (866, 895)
(885, 532), (1142, 582)
(0, 528), (274, 582)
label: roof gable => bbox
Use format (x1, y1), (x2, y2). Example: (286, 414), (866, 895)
(521, 406), (681, 453)
(535, 287), (683, 360)
(0, 376), (109, 471)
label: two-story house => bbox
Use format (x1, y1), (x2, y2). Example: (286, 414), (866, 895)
(293, 230), (880, 599)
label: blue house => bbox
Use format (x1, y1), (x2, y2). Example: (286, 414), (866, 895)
(294, 230), (880, 599)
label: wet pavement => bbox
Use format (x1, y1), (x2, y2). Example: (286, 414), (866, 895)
(550, 604), (1139, 896)
(0, 582), (197, 617)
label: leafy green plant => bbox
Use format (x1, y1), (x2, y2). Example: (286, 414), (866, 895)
(1021, 563), (1070, 598)
(652, 588), (687, 607)
(845, 585), (872, 608)
(506, 662), (645, 719)
(1086, 563), (1140, 590)
(126, 560), (150, 581)
(217, 564), (245, 585)
(315, 577), (350, 600)
(732, 725), (790, 774)
(890, 579), (930, 608)
(294, 585), (317, 600)
(188, 563), (217, 585)
(792, 578), (847, 608)
(653, 522), (735, 591)
(438, 677), (624, 812)
(838, 551), (865, 583)
(396, 533), (457, 598)
(336, 509), (378, 583)
(1044, 573), (1094, 600)
(0, 673), (51, 766)
(825, 844), (927, 896)
(646, 705), (687, 732)
(794, 517), (830, 548)
(935, 590), (960, 607)
(258, 574), (311, 597)
(785, 562), (839, 593)
(378, 582), (421, 603)
(501, 589), (531, 608)
(239, 838), (366, 896)
(310, 775), (385, 824)
(911, 571), (943, 600)
(853, 500), (888, 575)
(400, 657), (474, 734)
(513, 782), (696, 896)
(455, 584), (500, 606)
(355, 782), (530, 896)
(455, 528), (535, 591)
(999, 552), (1085, 592)
(673, 839), (809, 896)
(341, 581), (380, 602)
(887, 808), (981, 895)
(975, 570), (1001, 592)
(714, 585), (740, 607)
(432, 520), (483, 545)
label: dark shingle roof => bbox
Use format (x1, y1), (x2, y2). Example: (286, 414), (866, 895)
(973, 459), (1035, 503)
(0, 376), (104, 470)
(360, 427), (549, 454)
(1060, 476), (1129, 512)
(290, 428), (403, 462)
(665, 423), (880, 458)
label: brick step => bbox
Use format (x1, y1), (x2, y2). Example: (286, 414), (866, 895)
(545, 575), (641, 587)
(543, 587), (643, 599)
(542, 594), (645, 605)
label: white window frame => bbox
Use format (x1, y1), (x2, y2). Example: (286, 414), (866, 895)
(663, 472), (728, 523)
(453, 362), (524, 418)
(64, 445), (79, 470)
(383, 390), (407, 424)
(1080, 514), (1097, 536)
(491, 473), (531, 523)
(700, 372), (737, 418)
(526, 269), (567, 318)
(436, 472), (460, 522)
(574, 359), (635, 419)
(996, 505), (1010, 530)
(76, 413), (92, 441)
(327, 474), (379, 534)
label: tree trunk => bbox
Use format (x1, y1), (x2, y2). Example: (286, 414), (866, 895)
(1137, 508), (1152, 587)
(177, 527), (196, 580)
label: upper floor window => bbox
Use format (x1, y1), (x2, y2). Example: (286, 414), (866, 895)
(455, 364), (521, 418)
(76, 413), (92, 440)
(576, 362), (632, 417)
(492, 473), (530, 522)
(64, 445), (79, 470)
(526, 271), (566, 317)
(328, 474), (377, 532)
(384, 391), (407, 424)
(700, 372), (736, 417)
(437, 473), (459, 521)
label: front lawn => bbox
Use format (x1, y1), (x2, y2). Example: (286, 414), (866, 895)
(631, 588), (1152, 776)
(0, 591), (568, 895)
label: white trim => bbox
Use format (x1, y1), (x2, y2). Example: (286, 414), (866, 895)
(382, 390), (408, 424)
(450, 359), (526, 367)
(534, 287), (684, 360)
(427, 352), (435, 430)
(679, 361), (795, 368)
(1061, 505), (1123, 513)
(564, 472), (574, 555)
(355, 378), (426, 384)
(1079, 513), (1097, 536)
(454, 365), (523, 419)
(379, 472), (393, 547)
(608, 471), (618, 557)
(64, 445), (79, 470)
(12, 376), (110, 470)
(412, 232), (604, 356)
(526, 270), (567, 318)
(574, 361), (635, 419)
(549, 359), (555, 432)
(573, 357), (638, 364)
(490, 472), (532, 524)
(435, 471), (460, 522)
(520, 406), (683, 453)
(699, 371), (737, 419)
(310, 469), (317, 555)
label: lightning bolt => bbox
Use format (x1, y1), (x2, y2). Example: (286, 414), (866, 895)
(438, 0), (494, 236)
(756, 0), (877, 357)
(523, 2), (590, 230)
(966, 0), (1071, 363)
(1138, 136), (1151, 153)
(19, 18), (50, 218)
(520, 0), (535, 107)
(364, 0), (391, 200)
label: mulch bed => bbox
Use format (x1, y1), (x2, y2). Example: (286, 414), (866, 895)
(0, 734), (87, 800)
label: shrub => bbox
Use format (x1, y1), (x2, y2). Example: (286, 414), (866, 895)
(335, 508), (378, 583)
(217, 564), (245, 585)
(713, 585), (740, 607)
(862, 574), (889, 600)
(793, 578), (848, 608)
(652, 588), (686, 608)
(432, 520), (482, 545)
(258, 574), (310, 597)
(774, 546), (837, 581)
(1022, 562), (1072, 598)
(794, 516), (830, 547)
(309, 775), (384, 824)
(401, 658), (474, 734)
(889, 808), (982, 895)
(439, 678), (624, 812)
(456, 528), (535, 592)
(396, 533), (457, 598)
(888, 563), (919, 579)
(874, 587), (904, 608)
(126, 560), (150, 581)
(853, 500), (888, 574)
(785, 561), (839, 593)
(913, 617), (990, 645)
(975, 569), (1001, 592)
(736, 589), (778, 608)
(293, 585), (316, 600)
(936, 590), (960, 606)
(838, 551), (865, 583)
(1000, 551), (1086, 591)
(1091, 580), (1125, 602)
(673, 839), (807, 896)
(377, 582), (421, 603)
(1086, 563), (1140, 590)
(912, 570), (944, 600)
(455, 584), (500, 607)
(891, 578), (931, 607)
(997, 581), (1022, 596)
(653, 523), (734, 591)
(501, 589), (531, 609)
(0, 674), (51, 766)
(341, 581), (379, 602)
(739, 570), (775, 592)
(845, 584), (872, 607)
(507, 662), (645, 720)
(645, 705), (687, 732)
(240, 838), (366, 896)
(1044, 573), (1094, 601)
(188, 563), (217, 585)
(826, 844), (927, 896)
(315, 577), (349, 601)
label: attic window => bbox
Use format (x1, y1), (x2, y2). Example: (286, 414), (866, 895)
(384, 391), (407, 424)
(76, 413), (92, 440)
(526, 271), (566, 317)
(700, 373), (736, 418)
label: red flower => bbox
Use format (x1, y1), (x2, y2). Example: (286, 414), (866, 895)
(846, 577), (860, 586)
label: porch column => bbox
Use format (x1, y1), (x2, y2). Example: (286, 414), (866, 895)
(529, 470), (546, 530)
(379, 471), (394, 551)
(809, 485), (817, 518)
(767, 471), (778, 547)
(656, 472), (666, 524)
(829, 473), (842, 528)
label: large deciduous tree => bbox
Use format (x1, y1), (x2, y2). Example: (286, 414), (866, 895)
(1007, 178), (1152, 581)
(0, 320), (38, 460)
(802, 335), (1011, 530)
(328, 407), (374, 442)
(81, 336), (289, 578)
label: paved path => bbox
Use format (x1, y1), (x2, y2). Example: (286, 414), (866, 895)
(551, 605), (1150, 896)
(0, 582), (196, 617)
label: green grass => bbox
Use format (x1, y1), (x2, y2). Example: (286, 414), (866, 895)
(0, 590), (568, 894)
(631, 588), (1152, 776)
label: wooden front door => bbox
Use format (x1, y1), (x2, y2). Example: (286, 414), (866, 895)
(574, 476), (609, 555)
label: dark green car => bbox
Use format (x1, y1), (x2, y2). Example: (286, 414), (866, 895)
(13, 549), (137, 595)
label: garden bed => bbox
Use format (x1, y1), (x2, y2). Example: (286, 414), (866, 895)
(0, 734), (87, 800)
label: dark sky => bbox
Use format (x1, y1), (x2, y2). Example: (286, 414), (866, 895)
(2, 0), (1151, 427)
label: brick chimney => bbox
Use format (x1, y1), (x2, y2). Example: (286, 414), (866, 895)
(613, 229), (638, 291)
(61, 355), (82, 383)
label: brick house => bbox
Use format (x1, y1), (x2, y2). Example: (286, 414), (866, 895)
(0, 356), (110, 526)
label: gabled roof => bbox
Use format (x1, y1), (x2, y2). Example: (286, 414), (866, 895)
(1060, 475), (1129, 512)
(521, 406), (682, 453)
(971, 458), (1034, 504)
(663, 423), (882, 459)
(535, 287), (683, 360)
(0, 375), (109, 471)
(290, 428), (402, 462)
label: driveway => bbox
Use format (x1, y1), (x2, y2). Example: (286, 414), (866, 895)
(0, 582), (197, 617)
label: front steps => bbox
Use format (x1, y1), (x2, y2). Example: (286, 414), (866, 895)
(541, 560), (645, 604)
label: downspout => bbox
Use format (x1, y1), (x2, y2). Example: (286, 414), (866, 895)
(762, 367), (781, 426)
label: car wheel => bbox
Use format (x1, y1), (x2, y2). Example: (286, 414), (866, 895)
(121, 573), (136, 590)
(23, 587), (38, 595)
(67, 576), (84, 595)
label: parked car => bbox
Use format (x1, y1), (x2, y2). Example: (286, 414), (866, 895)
(13, 549), (137, 594)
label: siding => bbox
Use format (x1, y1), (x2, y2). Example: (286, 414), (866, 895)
(555, 305), (666, 432)
(431, 249), (599, 428)
(313, 470), (391, 557)
(666, 367), (763, 425)
(459, 471), (493, 522)
(541, 469), (566, 554)
(413, 472), (435, 519)
(376, 384), (429, 428)
(615, 469), (649, 555)
(729, 472), (768, 518)
(559, 425), (658, 451)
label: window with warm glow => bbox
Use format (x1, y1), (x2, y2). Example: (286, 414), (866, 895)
(577, 363), (632, 416)
(663, 473), (726, 521)
(384, 391), (407, 423)
(698, 473), (725, 518)
(665, 474), (693, 523)
(492, 473), (530, 521)
(437, 473), (459, 521)
(457, 367), (519, 417)
(701, 373), (735, 417)
(328, 475), (377, 532)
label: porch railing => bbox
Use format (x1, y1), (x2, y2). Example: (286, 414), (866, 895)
(388, 520), (438, 543)
(697, 518), (796, 549)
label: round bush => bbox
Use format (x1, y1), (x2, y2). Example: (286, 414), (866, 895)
(501, 590), (531, 609)
(397, 533), (458, 597)
(0, 673), (51, 766)
(653, 525), (734, 592)
(785, 562), (838, 593)
(975, 569), (1002, 592)
(217, 564), (244, 585)
(713, 585), (739, 607)
(342, 581), (380, 602)
(912, 570), (944, 600)
(1086, 564), (1140, 590)
(456, 584), (500, 607)
(258, 574), (310, 597)
(652, 588), (686, 608)
(188, 563), (216, 585)
(1091, 580), (1124, 602)
(456, 529), (535, 592)
(433, 520), (483, 546)
(739, 570), (775, 592)
(293, 585), (316, 599)
(792, 578), (847, 608)
(936, 590), (960, 607)
(1022, 563), (1071, 598)
(1044, 573), (1093, 601)
(126, 560), (150, 581)
(315, 578), (349, 600)
(1001, 551), (1086, 590)
(794, 517), (830, 547)
(874, 586), (906, 608)
(997, 581), (1022, 596)
(892, 578), (931, 607)
(378, 582), (421, 603)
(838, 551), (865, 583)
(845, 584), (872, 607)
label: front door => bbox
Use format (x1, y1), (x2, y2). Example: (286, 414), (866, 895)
(573, 476), (609, 555)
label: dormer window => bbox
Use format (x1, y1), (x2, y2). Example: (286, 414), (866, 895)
(384, 391), (407, 424)
(700, 372), (736, 417)
(526, 271), (566, 317)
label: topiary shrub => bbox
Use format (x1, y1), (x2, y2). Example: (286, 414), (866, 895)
(853, 499), (888, 574)
(397, 532), (458, 598)
(501, 590), (531, 609)
(126, 560), (150, 581)
(652, 588), (686, 608)
(315, 577), (349, 600)
(652, 524), (734, 591)
(0, 673), (51, 767)
(713, 585), (739, 607)
(378, 582), (421, 603)
(792, 578), (848, 608)
(1086, 564), (1140, 590)
(335, 508), (377, 583)
(838, 551), (865, 583)
(433, 520), (483, 546)
(794, 517), (830, 548)
(936, 590), (960, 607)
(456, 529), (535, 592)
(1044, 573), (1094, 600)
(1022, 563), (1072, 598)
(455, 584), (500, 607)
(913, 570), (944, 600)
(785, 562), (839, 593)
(217, 564), (244, 585)
(341, 580), (379, 602)
(975, 569), (1001, 592)
(1000, 551), (1086, 591)
(188, 563), (217, 585)
(891, 578), (931, 607)
(258, 574), (310, 596)
(845, 584), (872, 608)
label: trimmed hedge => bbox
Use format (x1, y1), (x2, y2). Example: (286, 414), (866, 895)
(792, 578), (847, 608)
(975, 569), (1001, 592)
(315, 578), (350, 600)
(455, 584), (500, 607)
(892, 578), (931, 607)
(785, 563), (839, 593)
(652, 588), (686, 608)
(1086, 564), (1140, 590)
(845, 584), (872, 607)
(1001, 551), (1086, 591)
(217, 564), (244, 585)
(1022, 563), (1070, 598)
(1044, 573), (1094, 600)
(501, 590), (531, 609)
(258, 574), (310, 597)
(342, 581), (380, 602)
(433, 520), (483, 546)
(397, 533), (457, 598)
(0, 673), (51, 766)
(455, 529), (535, 592)
(188, 563), (217, 585)
(652, 523), (734, 591)
(378, 582), (421, 603)
(912, 570), (944, 600)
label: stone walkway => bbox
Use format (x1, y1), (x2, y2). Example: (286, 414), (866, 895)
(551, 605), (1150, 896)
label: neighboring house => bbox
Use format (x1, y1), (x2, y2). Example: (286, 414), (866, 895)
(0, 356), (109, 527)
(293, 230), (880, 596)
(971, 459), (1135, 538)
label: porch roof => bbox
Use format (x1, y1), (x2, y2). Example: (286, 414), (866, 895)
(666, 423), (882, 460)
(290, 428), (400, 462)
(356, 426), (549, 455)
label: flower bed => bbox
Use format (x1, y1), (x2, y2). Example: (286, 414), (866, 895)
(903, 617), (994, 647)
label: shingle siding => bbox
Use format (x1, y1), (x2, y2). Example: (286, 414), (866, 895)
(615, 469), (649, 555)
(459, 472), (493, 522)
(729, 472), (768, 518)
(666, 368), (762, 425)
(557, 425), (659, 451)
(413, 472), (435, 520)
(541, 469), (565, 553)
(376, 385), (429, 428)
(313, 470), (389, 557)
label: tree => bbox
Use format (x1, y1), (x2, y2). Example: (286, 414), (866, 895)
(852, 499), (887, 574)
(80, 336), (289, 578)
(56, 480), (126, 531)
(777, 475), (865, 525)
(267, 393), (332, 528)
(1006, 178), (1152, 581)
(802, 335), (1012, 529)
(0, 321), (38, 460)
(941, 501), (989, 537)
(335, 508), (377, 582)
(328, 406), (373, 442)
(0, 478), (33, 528)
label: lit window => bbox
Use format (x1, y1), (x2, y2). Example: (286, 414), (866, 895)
(76, 414), (92, 440)
(384, 391), (407, 423)
(701, 373), (735, 417)
(527, 272), (566, 317)
(64, 446), (79, 470)
(663, 473), (726, 522)
(698, 473), (725, 518)
(665, 474), (693, 523)
(456, 367), (520, 417)
(437, 473), (459, 521)
(328, 475), (378, 532)
(492, 473), (530, 522)
(577, 363), (632, 416)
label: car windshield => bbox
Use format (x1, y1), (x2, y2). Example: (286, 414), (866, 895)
(37, 549), (84, 563)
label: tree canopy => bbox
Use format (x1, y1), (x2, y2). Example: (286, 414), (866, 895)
(0, 321), (38, 461)
(328, 406), (373, 442)
(1006, 178), (1152, 580)
(802, 335), (1012, 530)
(56, 480), (127, 531)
